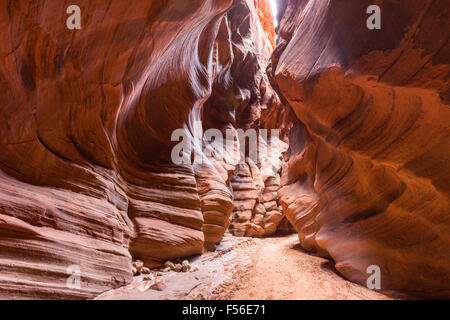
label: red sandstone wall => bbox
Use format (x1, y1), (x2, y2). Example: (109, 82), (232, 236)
(0, 0), (448, 300)
(274, 0), (450, 298)
(0, 0), (276, 299)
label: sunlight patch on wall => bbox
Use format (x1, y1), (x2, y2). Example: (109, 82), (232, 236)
(268, 0), (278, 28)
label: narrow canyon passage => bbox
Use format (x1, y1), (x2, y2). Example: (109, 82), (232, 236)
(212, 235), (392, 300)
(97, 234), (393, 300)
(0, 0), (448, 300)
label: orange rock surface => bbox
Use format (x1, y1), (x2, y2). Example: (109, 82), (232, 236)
(274, 0), (450, 298)
(0, 0), (448, 300)
(0, 0), (275, 298)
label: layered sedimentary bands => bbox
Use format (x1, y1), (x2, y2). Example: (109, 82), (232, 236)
(228, 138), (295, 237)
(0, 0), (285, 299)
(0, 0), (448, 300)
(274, 0), (450, 298)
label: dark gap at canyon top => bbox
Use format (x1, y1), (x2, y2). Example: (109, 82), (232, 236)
(0, 0), (448, 300)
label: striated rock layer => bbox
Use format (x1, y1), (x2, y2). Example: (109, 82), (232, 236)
(0, 0), (277, 299)
(274, 0), (450, 297)
(1, 0), (448, 300)
(228, 135), (292, 237)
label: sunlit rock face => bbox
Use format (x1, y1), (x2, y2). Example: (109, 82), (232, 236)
(2, 0), (447, 300)
(274, 0), (450, 297)
(0, 0), (277, 299)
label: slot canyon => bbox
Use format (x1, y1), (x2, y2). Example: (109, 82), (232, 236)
(0, 0), (448, 300)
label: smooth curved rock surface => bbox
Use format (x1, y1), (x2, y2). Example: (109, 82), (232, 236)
(0, 0), (276, 298)
(1, 0), (448, 300)
(228, 139), (292, 238)
(275, 0), (450, 298)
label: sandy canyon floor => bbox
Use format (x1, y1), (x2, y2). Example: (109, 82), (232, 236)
(96, 234), (396, 300)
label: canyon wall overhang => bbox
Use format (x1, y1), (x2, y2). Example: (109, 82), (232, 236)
(0, 0), (278, 299)
(274, 0), (450, 298)
(0, 0), (448, 300)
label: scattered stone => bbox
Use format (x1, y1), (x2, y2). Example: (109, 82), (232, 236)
(143, 275), (154, 281)
(160, 259), (194, 273)
(132, 260), (144, 274)
(181, 260), (191, 272)
(174, 263), (182, 272)
(141, 267), (151, 274)
(190, 265), (199, 272)
(132, 266), (138, 276)
(149, 280), (167, 291)
(164, 261), (175, 270)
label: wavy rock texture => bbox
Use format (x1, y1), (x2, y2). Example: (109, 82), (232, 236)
(1, 0), (448, 300)
(228, 136), (293, 237)
(274, 0), (450, 297)
(0, 0), (277, 299)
